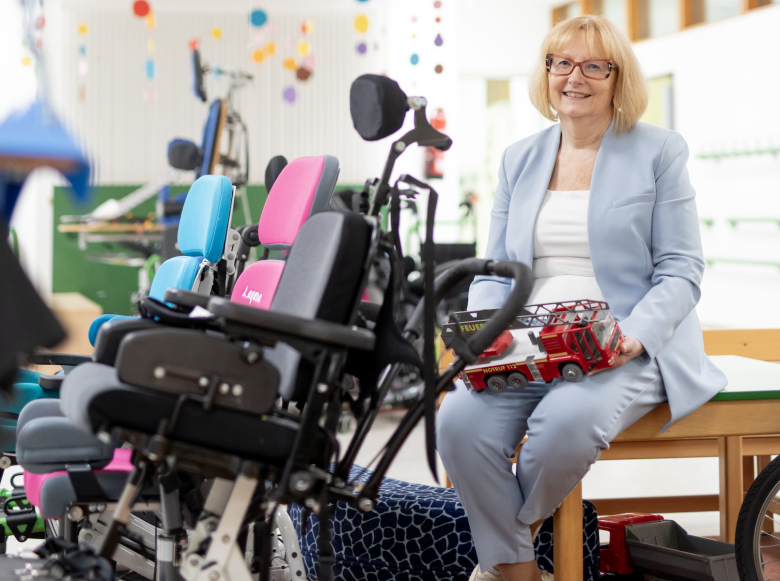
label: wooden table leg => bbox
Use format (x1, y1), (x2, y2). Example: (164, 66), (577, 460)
(554, 482), (583, 581)
(719, 436), (743, 543)
(758, 455), (774, 533)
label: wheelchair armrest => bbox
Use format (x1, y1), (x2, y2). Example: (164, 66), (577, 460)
(38, 374), (64, 390)
(207, 297), (375, 351)
(94, 317), (164, 366)
(164, 289), (210, 310)
(28, 353), (92, 367)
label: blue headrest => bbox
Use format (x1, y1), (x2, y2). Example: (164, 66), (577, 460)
(149, 256), (203, 301)
(178, 175), (233, 263)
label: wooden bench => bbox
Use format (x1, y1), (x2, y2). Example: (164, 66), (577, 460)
(441, 329), (780, 581)
(551, 328), (780, 581)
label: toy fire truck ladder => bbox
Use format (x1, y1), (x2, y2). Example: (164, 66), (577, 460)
(443, 299), (608, 337)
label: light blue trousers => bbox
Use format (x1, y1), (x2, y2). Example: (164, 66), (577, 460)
(436, 355), (667, 570)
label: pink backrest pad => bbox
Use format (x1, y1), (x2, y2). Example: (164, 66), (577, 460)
(258, 156), (325, 247)
(230, 260), (285, 310)
(24, 448), (133, 514)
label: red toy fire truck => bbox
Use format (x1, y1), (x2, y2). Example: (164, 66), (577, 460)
(441, 300), (623, 392)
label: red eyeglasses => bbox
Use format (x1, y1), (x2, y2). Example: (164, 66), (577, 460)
(546, 54), (615, 80)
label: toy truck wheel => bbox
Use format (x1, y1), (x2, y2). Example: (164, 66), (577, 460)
(508, 372), (528, 389)
(561, 363), (584, 383)
(486, 374), (508, 393)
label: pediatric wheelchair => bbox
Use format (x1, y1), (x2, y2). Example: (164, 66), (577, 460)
(10, 75), (534, 581)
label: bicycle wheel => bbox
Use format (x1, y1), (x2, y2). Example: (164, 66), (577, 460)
(736, 455), (780, 581)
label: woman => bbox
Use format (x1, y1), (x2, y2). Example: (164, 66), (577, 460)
(437, 15), (726, 581)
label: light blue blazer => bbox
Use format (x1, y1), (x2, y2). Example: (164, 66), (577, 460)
(468, 121), (727, 430)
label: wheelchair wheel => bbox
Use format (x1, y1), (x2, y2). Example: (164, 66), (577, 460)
(736, 455), (780, 581)
(486, 374), (508, 393)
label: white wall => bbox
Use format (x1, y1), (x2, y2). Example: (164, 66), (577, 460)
(51, 0), (390, 185)
(633, 6), (780, 327)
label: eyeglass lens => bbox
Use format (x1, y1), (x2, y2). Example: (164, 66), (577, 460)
(549, 56), (610, 79)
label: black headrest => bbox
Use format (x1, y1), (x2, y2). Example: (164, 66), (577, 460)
(265, 155), (288, 192)
(168, 139), (203, 171)
(350, 74), (409, 141)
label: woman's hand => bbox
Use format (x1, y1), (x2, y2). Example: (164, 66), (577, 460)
(589, 336), (646, 375)
(614, 336), (645, 367)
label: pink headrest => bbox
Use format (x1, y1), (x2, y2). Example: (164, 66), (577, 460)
(230, 260), (286, 310)
(258, 156), (326, 248)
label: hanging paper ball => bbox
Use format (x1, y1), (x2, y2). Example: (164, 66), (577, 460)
(303, 54), (315, 69)
(301, 20), (314, 34)
(296, 67), (312, 81)
(410, 53), (419, 65)
(133, 1), (150, 17)
(34, 15), (45, 29)
(78, 23), (88, 35)
(250, 9), (267, 27)
(283, 57), (297, 71)
(435, 64), (443, 73)
(356, 42), (367, 55)
(436, 16), (441, 22)
(354, 15), (369, 33)
(253, 31), (265, 45)
(79, 45), (86, 55)
(143, 88), (156, 102)
(78, 58), (89, 77)
(147, 38), (155, 53)
(264, 42), (277, 56)
(21, 56), (32, 67)
(252, 48), (265, 63)
(266, 21), (276, 34)
(211, 27), (222, 39)
(434, 34), (443, 46)
(297, 41), (310, 56)
(283, 86), (296, 103)
(411, 16), (417, 22)
(188, 37), (201, 50)
(434, 0), (442, 7)
(146, 12), (155, 30)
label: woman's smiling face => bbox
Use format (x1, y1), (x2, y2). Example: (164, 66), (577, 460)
(548, 34), (617, 124)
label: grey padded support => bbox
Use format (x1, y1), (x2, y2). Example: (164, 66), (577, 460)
(264, 212), (347, 401)
(60, 362), (135, 435)
(17, 416), (114, 474)
(39, 471), (131, 519)
(16, 399), (63, 437)
(310, 155), (339, 215)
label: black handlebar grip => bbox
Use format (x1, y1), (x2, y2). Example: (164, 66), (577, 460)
(465, 261), (533, 359)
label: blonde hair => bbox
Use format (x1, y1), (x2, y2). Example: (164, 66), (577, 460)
(528, 15), (648, 134)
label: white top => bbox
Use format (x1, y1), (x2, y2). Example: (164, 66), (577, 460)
(526, 189), (605, 305)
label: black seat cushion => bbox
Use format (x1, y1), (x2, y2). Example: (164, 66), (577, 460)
(61, 363), (321, 465)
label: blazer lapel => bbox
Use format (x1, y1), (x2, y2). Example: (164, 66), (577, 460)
(509, 124), (561, 267)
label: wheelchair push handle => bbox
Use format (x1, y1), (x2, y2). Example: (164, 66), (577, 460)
(466, 260), (533, 362)
(404, 258), (533, 361)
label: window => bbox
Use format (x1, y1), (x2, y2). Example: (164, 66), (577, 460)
(595, 0), (630, 35)
(553, 1), (583, 25)
(636, 0), (680, 39)
(640, 74), (675, 130)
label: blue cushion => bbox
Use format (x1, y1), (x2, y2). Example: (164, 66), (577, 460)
(14, 369), (41, 385)
(149, 256), (203, 301)
(177, 175), (233, 263)
(88, 314), (135, 346)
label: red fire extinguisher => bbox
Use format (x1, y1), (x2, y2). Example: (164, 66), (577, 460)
(425, 108), (446, 179)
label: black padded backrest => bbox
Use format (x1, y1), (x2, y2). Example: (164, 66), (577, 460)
(266, 211), (371, 401)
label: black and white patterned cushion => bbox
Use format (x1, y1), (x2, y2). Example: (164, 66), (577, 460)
(289, 467), (599, 581)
